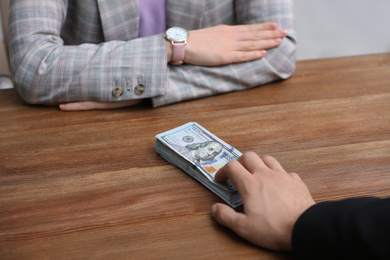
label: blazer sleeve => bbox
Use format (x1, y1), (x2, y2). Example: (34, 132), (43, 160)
(152, 0), (297, 107)
(292, 197), (390, 260)
(9, 0), (295, 106)
(8, 0), (169, 105)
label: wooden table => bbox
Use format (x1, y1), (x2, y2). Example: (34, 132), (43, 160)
(1, 54), (390, 259)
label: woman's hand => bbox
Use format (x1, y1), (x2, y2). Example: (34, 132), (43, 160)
(59, 99), (143, 111)
(167, 22), (287, 66)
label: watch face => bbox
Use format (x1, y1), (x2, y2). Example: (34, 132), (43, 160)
(165, 27), (189, 42)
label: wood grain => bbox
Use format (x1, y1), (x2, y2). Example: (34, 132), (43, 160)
(1, 53), (390, 259)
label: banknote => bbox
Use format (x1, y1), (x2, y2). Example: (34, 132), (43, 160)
(155, 122), (242, 208)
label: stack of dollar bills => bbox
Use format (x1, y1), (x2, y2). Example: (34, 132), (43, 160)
(155, 122), (242, 208)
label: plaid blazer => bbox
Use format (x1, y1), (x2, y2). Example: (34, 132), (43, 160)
(8, 0), (296, 107)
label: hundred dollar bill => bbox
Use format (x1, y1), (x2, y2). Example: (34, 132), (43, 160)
(155, 122), (242, 208)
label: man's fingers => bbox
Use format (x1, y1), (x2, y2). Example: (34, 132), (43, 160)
(237, 151), (268, 173)
(262, 155), (286, 172)
(289, 172), (303, 181)
(211, 203), (247, 234)
(214, 160), (253, 190)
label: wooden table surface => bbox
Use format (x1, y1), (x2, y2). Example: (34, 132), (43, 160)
(1, 53), (390, 259)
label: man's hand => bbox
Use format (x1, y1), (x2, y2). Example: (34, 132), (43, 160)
(167, 23), (287, 66)
(211, 152), (315, 251)
(59, 99), (143, 111)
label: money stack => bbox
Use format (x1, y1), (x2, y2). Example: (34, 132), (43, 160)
(155, 122), (242, 208)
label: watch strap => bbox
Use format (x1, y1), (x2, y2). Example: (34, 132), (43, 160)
(171, 42), (186, 65)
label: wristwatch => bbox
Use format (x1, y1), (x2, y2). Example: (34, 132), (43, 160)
(164, 27), (189, 65)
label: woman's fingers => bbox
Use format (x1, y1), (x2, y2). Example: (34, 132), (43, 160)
(59, 100), (143, 111)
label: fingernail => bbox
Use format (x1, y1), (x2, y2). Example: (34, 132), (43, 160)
(281, 29), (288, 35)
(211, 204), (218, 215)
(270, 22), (277, 29)
(275, 38), (282, 43)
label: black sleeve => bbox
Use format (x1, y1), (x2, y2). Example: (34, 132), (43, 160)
(292, 197), (390, 260)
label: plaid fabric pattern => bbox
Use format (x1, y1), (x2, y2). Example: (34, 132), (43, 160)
(8, 0), (296, 107)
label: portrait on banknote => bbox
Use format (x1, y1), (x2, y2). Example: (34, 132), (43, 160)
(170, 141), (223, 166)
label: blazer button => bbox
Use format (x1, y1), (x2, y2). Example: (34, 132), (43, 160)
(134, 84), (145, 95)
(112, 86), (123, 98)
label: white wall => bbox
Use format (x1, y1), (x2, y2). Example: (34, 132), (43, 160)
(295, 0), (390, 60)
